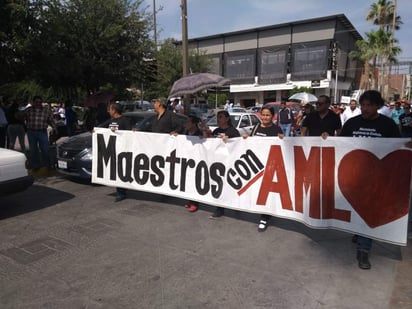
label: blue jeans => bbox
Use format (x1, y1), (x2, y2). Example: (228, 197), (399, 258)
(27, 129), (50, 169)
(357, 236), (372, 252)
(280, 123), (292, 137)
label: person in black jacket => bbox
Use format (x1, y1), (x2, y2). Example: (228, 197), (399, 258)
(152, 98), (182, 134)
(100, 102), (132, 202)
(204, 110), (240, 218)
(181, 115), (203, 212)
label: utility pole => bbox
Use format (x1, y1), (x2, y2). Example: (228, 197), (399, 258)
(181, 0), (189, 77)
(153, 0), (157, 49)
(332, 42), (338, 104)
(181, 0), (190, 115)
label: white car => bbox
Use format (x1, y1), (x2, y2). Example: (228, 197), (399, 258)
(206, 112), (261, 135)
(0, 148), (33, 196)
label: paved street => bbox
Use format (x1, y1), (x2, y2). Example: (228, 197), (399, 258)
(0, 173), (411, 309)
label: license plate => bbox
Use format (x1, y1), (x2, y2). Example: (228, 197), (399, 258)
(58, 160), (68, 169)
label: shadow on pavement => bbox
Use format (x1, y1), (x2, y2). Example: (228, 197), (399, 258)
(0, 184), (75, 220)
(109, 189), (187, 205)
(107, 188), (405, 262)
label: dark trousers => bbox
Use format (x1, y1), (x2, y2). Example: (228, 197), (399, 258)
(116, 188), (127, 198)
(27, 129), (50, 169)
(0, 126), (6, 148)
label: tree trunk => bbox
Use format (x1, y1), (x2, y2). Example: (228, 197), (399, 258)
(371, 56), (377, 90)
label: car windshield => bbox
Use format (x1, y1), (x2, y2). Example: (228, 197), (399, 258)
(207, 115), (240, 127)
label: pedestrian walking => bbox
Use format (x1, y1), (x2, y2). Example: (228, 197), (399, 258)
(340, 90), (401, 270)
(25, 96), (54, 173)
(243, 105), (284, 231)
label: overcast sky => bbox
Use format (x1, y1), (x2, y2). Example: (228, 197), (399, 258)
(143, 0), (412, 73)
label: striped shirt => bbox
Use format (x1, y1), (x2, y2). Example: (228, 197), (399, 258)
(26, 104), (54, 130)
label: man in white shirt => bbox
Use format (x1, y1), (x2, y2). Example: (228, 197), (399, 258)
(342, 99), (361, 124)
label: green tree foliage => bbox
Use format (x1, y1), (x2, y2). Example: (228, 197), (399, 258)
(146, 38), (212, 99)
(1, 0), (155, 102)
(350, 0), (402, 98)
(350, 31), (379, 89)
(207, 93), (227, 108)
(0, 1), (32, 86)
(366, 0), (402, 31)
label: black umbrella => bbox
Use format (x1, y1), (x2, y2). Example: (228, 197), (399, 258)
(169, 73), (230, 98)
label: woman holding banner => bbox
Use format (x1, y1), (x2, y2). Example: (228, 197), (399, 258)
(203, 110), (240, 218)
(182, 115), (203, 212)
(243, 105), (284, 231)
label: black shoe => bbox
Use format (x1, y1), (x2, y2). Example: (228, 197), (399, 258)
(210, 207), (224, 218)
(352, 235), (358, 243)
(357, 250), (371, 270)
(115, 195), (126, 202)
(258, 220), (268, 232)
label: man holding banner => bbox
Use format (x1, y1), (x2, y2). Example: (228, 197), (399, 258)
(99, 102), (132, 202)
(92, 92), (411, 269)
(300, 95), (342, 137)
(341, 90), (401, 270)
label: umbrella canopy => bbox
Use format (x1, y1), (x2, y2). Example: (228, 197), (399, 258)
(169, 73), (230, 98)
(288, 92), (318, 103)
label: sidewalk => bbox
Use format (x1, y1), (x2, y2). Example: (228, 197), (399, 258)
(0, 175), (410, 309)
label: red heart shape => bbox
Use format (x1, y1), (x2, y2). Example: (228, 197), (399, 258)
(338, 150), (412, 228)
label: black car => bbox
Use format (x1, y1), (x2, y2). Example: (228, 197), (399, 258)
(56, 111), (187, 179)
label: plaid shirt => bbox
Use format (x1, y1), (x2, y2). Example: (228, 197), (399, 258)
(26, 104), (54, 130)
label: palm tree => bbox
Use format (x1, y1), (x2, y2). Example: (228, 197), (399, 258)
(350, 31), (379, 90)
(365, 0), (402, 99)
(373, 28), (401, 97)
(350, 28), (401, 93)
(366, 0), (402, 31)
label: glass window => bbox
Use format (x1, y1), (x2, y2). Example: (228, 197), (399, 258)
(292, 43), (328, 80)
(250, 115), (260, 126)
(230, 115), (241, 127)
(259, 48), (287, 83)
(225, 52), (255, 81)
(209, 56), (221, 75)
(239, 115), (250, 128)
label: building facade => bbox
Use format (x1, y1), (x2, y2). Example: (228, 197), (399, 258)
(187, 14), (363, 106)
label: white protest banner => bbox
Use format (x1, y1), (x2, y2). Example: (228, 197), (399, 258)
(92, 128), (412, 245)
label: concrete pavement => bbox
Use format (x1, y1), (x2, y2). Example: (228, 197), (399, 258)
(0, 174), (411, 309)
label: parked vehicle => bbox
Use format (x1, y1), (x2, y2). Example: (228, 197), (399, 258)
(206, 112), (261, 135)
(119, 100), (153, 112)
(231, 107), (247, 113)
(246, 106), (262, 113)
(56, 111), (187, 179)
(0, 148), (33, 196)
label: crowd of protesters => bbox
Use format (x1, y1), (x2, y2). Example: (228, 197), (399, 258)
(1, 91), (410, 271)
(125, 92), (409, 271)
(0, 96), (113, 176)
